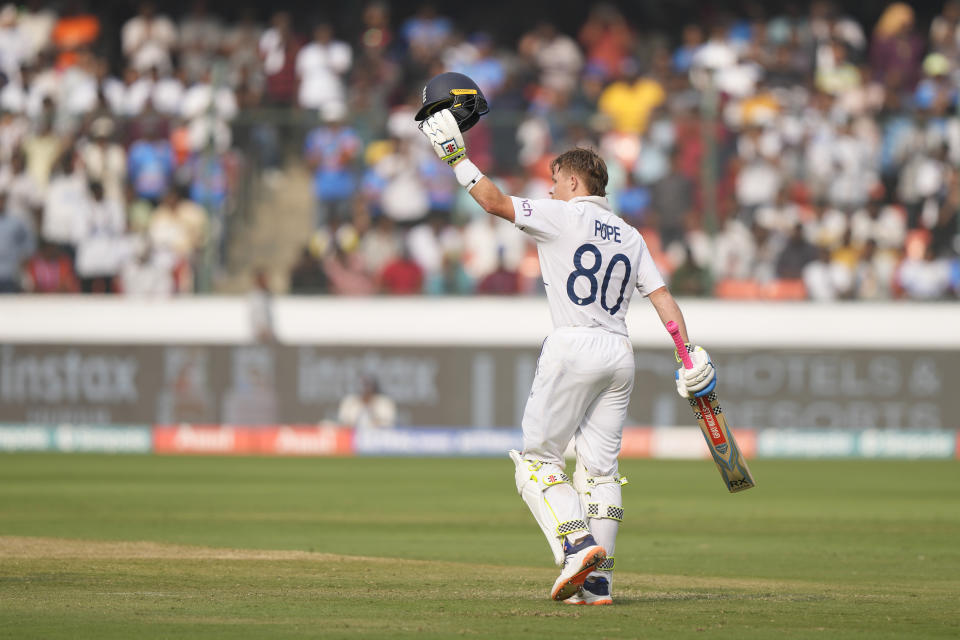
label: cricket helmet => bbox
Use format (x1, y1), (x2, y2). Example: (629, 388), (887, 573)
(414, 71), (489, 132)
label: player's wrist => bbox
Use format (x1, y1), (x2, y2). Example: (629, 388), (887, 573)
(454, 158), (484, 192)
(442, 148), (466, 166)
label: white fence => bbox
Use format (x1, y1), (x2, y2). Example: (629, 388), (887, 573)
(1, 296), (958, 348)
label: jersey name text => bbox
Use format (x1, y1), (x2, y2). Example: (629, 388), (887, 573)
(594, 220), (621, 243)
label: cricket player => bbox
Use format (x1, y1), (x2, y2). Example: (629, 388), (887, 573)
(419, 109), (716, 604)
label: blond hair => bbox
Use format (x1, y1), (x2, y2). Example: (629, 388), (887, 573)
(550, 148), (609, 197)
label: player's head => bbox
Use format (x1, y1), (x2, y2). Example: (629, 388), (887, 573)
(549, 148), (608, 201)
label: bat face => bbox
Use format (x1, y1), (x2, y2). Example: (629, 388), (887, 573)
(689, 391), (756, 493)
(693, 395), (728, 454)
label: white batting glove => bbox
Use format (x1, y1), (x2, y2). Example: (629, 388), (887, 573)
(674, 345), (717, 399)
(419, 108), (466, 166)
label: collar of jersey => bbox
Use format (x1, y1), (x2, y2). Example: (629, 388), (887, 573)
(569, 195), (613, 210)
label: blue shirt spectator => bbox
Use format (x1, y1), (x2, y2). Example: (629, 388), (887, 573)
(401, 8), (452, 54)
(128, 137), (175, 202)
(305, 118), (360, 228)
(419, 157), (456, 214)
(618, 182), (652, 225)
(190, 155), (228, 210)
(0, 195), (36, 292)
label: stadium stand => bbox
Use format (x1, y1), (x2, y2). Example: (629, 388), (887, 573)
(0, 1), (957, 300)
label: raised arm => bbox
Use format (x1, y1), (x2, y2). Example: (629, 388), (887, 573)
(455, 169), (514, 222)
(420, 108), (514, 222)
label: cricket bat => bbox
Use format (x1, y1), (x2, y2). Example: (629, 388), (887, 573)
(666, 321), (756, 493)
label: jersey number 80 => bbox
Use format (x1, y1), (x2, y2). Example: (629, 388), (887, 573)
(565, 243), (632, 315)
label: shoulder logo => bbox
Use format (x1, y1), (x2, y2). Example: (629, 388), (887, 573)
(521, 200), (533, 216)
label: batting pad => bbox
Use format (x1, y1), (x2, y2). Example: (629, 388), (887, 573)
(574, 462), (626, 567)
(509, 449), (587, 566)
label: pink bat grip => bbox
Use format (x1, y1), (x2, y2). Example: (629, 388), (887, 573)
(665, 321), (694, 369)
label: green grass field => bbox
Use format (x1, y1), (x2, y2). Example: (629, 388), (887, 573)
(1, 455), (958, 639)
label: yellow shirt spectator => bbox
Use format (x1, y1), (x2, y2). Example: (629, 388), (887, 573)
(597, 77), (665, 134)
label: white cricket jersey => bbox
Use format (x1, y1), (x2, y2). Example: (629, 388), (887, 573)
(512, 195), (665, 336)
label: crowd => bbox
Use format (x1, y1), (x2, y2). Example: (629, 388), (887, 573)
(286, 1), (960, 301)
(0, 0), (242, 293)
(0, 1), (958, 300)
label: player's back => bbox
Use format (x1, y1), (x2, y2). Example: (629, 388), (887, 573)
(511, 195), (664, 336)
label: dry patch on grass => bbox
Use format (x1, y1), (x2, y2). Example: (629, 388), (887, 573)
(0, 535), (845, 596)
(0, 535), (347, 562)
(0, 535), (938, 605)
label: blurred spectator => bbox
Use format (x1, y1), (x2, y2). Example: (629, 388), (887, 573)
(148, 187), (207, 265)
(673, 24), (704, 74)
(305, 103), (360, 229)
(853, 239), (897, 299)
(650, 150), (694, 247)
(376, 138), (429, 225)
(0, 7), (29, 82)
(181, 68), (238, 154)
(323, 235), (375, 295)
(379, 244), (423, 294)
(401, 4), (452, 61)
(850, 196), (906, 250)
(597, 56), (665, 135)
(23, 240), (77, 293)
(425, 252), (472, 295)
(476, 250), (520, 294)
(337, 375), (396, 429)
(72, 181), (126, 293)
(359, 2), (392, 56)
(578, 4), (633, 79)
(1, 149), (43, 228)
(259, 11), (302, 105)
(0, 191), (34, 292)
(126, 183), (155, 234)
(79, 117), (126, 202)
(776, 223), (819, 279)
(104, 67), (151, 118)
(178, 0), (222, 84)
(408, 211), (459, 281)
(359, 213), (401, 276)
(122, 1), (177, 73)
(18, 1), (55, 64)
(898, 243), (954, 298)
(128, 121), (174, 203)
(117, 237), (172, 296)
(223, 8), (264, 90)
(519, 23), (583, 96)
(50, 5), (99, 68)
(296, 23), (352, 114)
(931, 1), (960, 62)
(248, 268), (275, 343)
(462, 213), (525, 281)
(150, 68), (185, 117)
(870, 3), (925, 92)
(22, 109), (60, 188)
(41, 151), (86, 251)
(669, 245), (712, 296)
(289, 245), (328, 294)
(451, 32), (505, 100)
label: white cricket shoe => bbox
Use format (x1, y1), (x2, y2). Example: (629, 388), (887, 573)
(564, 575), (613, 605)
(550, 535), (606, 601)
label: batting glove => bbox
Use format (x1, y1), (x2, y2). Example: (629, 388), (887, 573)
(674, 345), (717, 399)
(420, 108), (466, 166)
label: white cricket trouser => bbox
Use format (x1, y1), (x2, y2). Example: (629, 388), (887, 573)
(521, 327), (635, 476)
